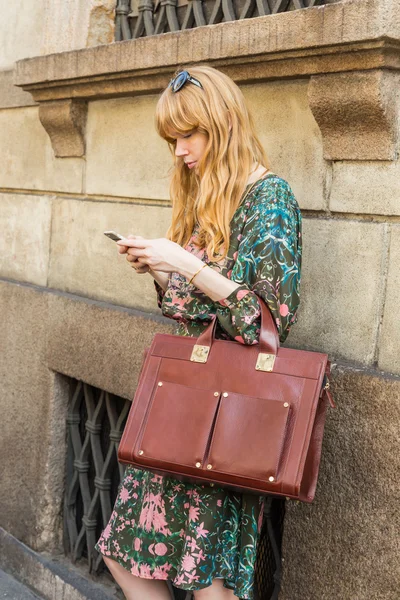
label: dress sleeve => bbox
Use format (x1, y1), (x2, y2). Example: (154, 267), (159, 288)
(215, 179), (302, 345)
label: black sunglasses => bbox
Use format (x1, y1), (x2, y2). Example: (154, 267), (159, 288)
(169, 70), (203, 93)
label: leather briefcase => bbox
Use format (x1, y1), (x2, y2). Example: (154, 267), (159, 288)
(118, 297), (335, 502)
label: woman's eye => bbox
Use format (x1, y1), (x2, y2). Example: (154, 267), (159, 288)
(183, 133), (192, 139)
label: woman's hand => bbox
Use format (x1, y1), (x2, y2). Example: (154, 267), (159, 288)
(117, 235), (200, 276)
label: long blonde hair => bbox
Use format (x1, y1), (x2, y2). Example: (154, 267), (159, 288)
(155, 65), (269, 262)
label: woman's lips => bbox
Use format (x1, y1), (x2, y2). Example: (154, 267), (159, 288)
(186, 161), (197, 169)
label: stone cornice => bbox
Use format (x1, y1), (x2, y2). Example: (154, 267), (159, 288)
(13, 0), (400, 159)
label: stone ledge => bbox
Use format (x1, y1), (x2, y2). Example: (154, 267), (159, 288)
(12, 0), (400, 160)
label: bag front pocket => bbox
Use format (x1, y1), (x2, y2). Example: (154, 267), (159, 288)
(138, 380), (220, 469)
(206, 392), (291, 482)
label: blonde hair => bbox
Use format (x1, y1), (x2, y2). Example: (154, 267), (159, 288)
(155, 65), (269, 262)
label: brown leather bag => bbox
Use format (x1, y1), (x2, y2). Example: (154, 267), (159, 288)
(118, 297), (335, 502)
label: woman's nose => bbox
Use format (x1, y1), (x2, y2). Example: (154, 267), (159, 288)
(175, 139), (188, 157)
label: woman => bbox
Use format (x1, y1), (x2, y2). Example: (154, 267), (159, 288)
(96, 65), (302, 600)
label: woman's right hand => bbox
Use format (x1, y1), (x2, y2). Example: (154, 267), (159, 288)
(118, 235), (150, 274)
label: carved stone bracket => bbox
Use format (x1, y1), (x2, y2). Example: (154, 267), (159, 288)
(38, 99), (88, 158)
(308, 70), (400, 161)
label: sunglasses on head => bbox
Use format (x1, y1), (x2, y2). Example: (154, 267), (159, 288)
(169, 70), (203, 93)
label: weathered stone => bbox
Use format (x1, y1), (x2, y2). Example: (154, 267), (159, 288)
(0, 193), (51, 286)
(288, 218), (386, 365)
(46, 287), (173, 399)
(0, 106), (84, 193)
(85, 96), (171, 199)
(39, 99), (88, 158)
(0, 0), (45, 70)
(330, 160), (400, 216)
(378, 225), (400, 375)
(0, 69), (37, 109)
(308, 70), (400, 160)
(244, 81), (327, 211)
(280, 365), (400, 600)
(48, 197), (172, 310)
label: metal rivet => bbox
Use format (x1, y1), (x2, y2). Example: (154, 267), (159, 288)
(195, 462), (201, 468)
(138, 450), (144, 456)
(207, 464), (213, 470)
(283, 402), (289, 408)
(158, 381), (163, 386)
(269, 476), (275, 482)
(223, 392), (228, 397)
(210, 483), (214, 487)
(214, 392), (219, 397)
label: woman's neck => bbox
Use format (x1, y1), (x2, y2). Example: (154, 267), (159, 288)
(246, 163), (269, 185)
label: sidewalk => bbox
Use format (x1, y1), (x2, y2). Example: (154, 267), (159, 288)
(0, 569), (42, 599)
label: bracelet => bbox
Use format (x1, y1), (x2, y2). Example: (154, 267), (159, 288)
(188, 263), (207, 285)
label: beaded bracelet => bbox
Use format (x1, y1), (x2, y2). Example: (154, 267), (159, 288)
(188, 263), (207, 285)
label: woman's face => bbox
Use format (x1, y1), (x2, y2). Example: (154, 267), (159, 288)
(173, 129), (208, 171)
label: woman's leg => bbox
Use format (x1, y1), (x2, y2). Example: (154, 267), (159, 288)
(103, 556), (172, 600)
(193, 579), (237, 599)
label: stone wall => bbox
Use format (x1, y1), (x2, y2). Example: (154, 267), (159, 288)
(1, 0), (399, 598)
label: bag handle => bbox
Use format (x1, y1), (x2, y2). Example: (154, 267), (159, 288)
(192, 295), (280, 372)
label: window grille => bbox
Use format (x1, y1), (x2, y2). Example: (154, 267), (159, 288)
(64, 378), (285, 599)
(116, 0), (329, 41)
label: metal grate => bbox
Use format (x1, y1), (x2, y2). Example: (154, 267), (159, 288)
(64, 378), (284, 598)
(115, 0), (329, 41)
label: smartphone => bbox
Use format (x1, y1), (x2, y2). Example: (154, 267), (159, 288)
(104, 230), (125, 242)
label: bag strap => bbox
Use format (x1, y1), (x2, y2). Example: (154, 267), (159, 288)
(194, 296), (280, 371)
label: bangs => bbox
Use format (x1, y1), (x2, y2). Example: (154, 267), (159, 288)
(155, 88), (200, 143)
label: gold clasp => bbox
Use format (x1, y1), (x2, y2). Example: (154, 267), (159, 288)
(190, 344), (210, 363)
(255, 353), (276, 372)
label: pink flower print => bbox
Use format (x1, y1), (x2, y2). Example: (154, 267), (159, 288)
(276, 318), (281, 327)
(195, 522), (209, 539)
(179, 529), (186, 538)
(227, 270), (232, 279)
(132, 493), (138, 499)
(132, 479), (140, 488)
(97, 540), (108, 554)
(184, 502), (190, 509)
(148, 543), (155, 555)
(154, 542), (168, 556)
(102, 523), (112, 540)
(217, 499), (222, 507)
(134, 537), (142, 551)
(279, 303), (289, 317)
(153, 566), (169, 579)
(140, 564), (151, 578)
(186, 572), (200, 584)
(238, 234), (243, 241)
(187, 537), (199, 552)
(130, 562), (140, 577)
(193, 549), (206, 563)
(151, 474), (164, 484)
(127, 508), (132, 514)
(119, 486), (130, 503)
(233, 251), (238, 260)
(124, 554), (129, 561)
(174, 574), (186, 587)
(181, 552), (196, 572)
(237, 289), (249, 301)
(189, 506), (200, 522)
(243, 315), (253, 324)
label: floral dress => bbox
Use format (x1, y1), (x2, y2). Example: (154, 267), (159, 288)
(95, 174), (302, 599)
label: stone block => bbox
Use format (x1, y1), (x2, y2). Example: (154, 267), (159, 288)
(0, 281), (64, 551)
(0, 193), (51, 286)
(85, 96), (171, 199)
(288, 218), (386, 365)
(244, 81), (327, 211)
(330, 161), (400, 216)
(281, 365), (400, 600)
(46, 288), (173, 400)
(309, 70), (400, 161)
(0, 107), (83, 193)
(0, 69), (36, 109)
(0, 0), (45, 70)
(48, 197), (172, 311)
(378, 225), (400, 375)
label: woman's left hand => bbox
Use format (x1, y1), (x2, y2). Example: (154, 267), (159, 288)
(117, 236), (198, 275)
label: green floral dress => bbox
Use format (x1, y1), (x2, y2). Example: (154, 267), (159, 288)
(95, 174), (302, 599)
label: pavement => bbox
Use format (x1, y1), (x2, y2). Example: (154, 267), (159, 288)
(0, 569), (42, 599)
